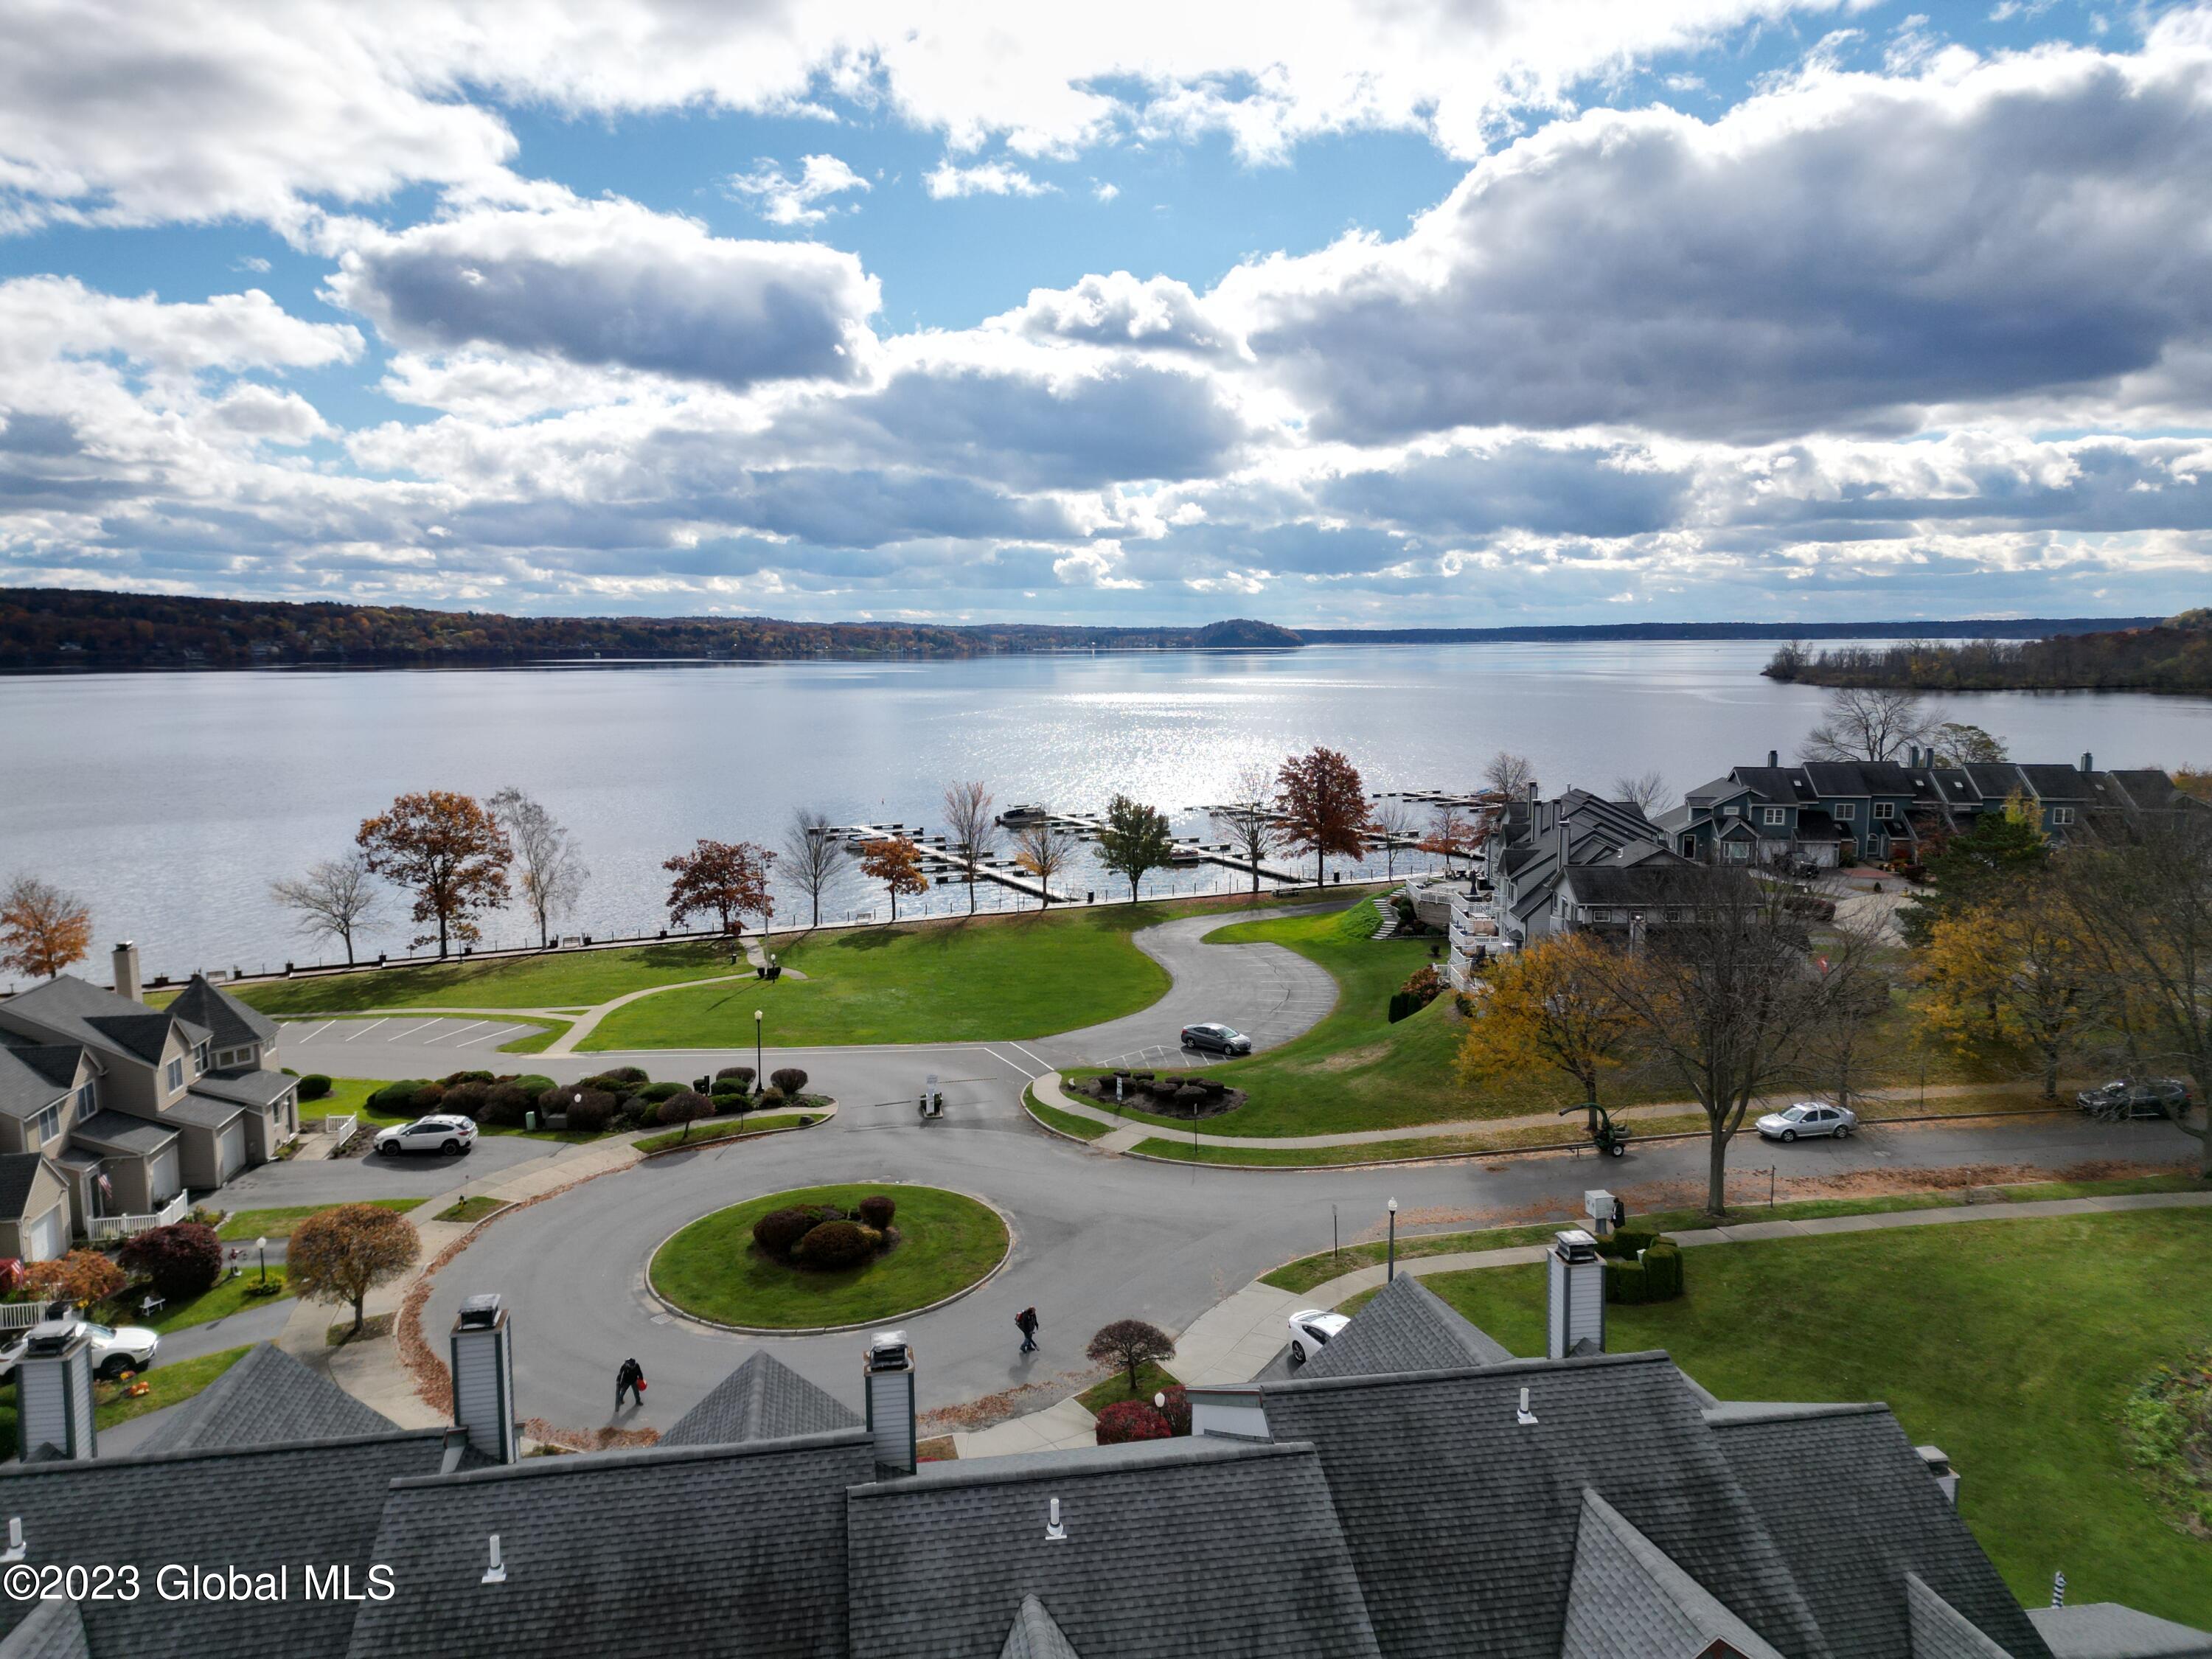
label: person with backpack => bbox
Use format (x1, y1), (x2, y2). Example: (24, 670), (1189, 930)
(616, 1356), (647, 1410)
(1015, 1307), (1040, 1354)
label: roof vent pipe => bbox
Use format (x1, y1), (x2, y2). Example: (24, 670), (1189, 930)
(1045, 1498), (1068, 1541)
(481, 1534), (507, 1585)
(1516, 1386), (1538, 1427)
(1, 1519), (24, 1563)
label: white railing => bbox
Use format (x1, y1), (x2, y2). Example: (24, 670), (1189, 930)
(320, 1113), (358, 1141)
(88, 1192), (187, 1242)
(0, 1303), (44, 1331)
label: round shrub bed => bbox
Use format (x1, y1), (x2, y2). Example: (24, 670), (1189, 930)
(650, 1183), (1010, 1331)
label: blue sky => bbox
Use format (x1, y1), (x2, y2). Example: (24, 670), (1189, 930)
(1, 0), (2206, 627)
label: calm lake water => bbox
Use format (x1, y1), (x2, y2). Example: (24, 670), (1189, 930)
(6, 640), (2209, 984)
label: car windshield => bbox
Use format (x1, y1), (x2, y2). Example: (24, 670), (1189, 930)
(84, 1323), (114, 1340)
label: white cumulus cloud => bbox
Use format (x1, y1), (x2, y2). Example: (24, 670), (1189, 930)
(726, 153), (872, 226)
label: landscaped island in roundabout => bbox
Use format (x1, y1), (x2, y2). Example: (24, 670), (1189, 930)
(648, 1183), (1012, 1332)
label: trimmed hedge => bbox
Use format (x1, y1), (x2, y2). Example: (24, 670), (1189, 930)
(1093, 1401), (1172, 1444)
(793, 1220), (873, 1268)
(770, 1067), (809, 1096)
(296, 1074), (332, 1102)
(714, 1066), (756, 1088)
(117, 1221), (223, 1299)
(639, 1081), (684, 1103)
(561, 1088), (616, 1133)
(753, 1207), (821, 1258)
(1602, 1237), (1686, 1304)
(857, 1194), (896, 1229)
(367, 1079), (427, 1113)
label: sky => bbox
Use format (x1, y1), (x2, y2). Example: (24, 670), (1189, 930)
(2, 1), (2211, 628)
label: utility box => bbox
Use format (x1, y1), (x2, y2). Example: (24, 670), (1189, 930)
(1584, 1189), (1617, 1239)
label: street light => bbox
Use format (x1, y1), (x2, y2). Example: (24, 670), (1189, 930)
(254, 1235), (268, 1286)
(1386, 1197), (1399, 1282)
(754, 1009), (764, 1092)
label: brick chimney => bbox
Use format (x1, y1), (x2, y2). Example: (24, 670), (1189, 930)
(450, 1294), (518, 1464)
(111, 943), (141, 1003)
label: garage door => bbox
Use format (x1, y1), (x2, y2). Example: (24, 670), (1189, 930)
(24, 1206), (64, 1262)
(218, 1119), (248, 1181)
(149, 1146), (181, 1203)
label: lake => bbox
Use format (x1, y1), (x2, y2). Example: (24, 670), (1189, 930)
(5, 640), (2208, 984)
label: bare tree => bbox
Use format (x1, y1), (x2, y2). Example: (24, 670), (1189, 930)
(1210, 764), (1281, 893)
(270, 854), (383, 965)
(1420, 803), (1475, 874)
(1586, 868), (1882, 1214)
(1012, 820), (1077, 908)
(1800, 686), (1941, 763)
(1482, 751), (1537, 797)
(1613, 771), (1672, 818)
(1370, 799), (1416, 878)
(782, 808), (849, 930)
(488, 787), (587, 949)
(942, 782), (998, 914)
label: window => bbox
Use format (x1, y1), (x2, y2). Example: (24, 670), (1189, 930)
(2051, 807), (2076, 827)
(1873, 800), (1896, 820)
(1722, 802), (1742, 816)
(165, 1057), (184, 1092)
(216, 1046), (250, 1069)
(1832, 802), (1857, 821)
(74, 1082), (94, 1117)
(194, 1042), (209, 1075)
(29, 1104), (60, 1143)
(1762, 807), (1786, 828)
(1723, 841), (1751, 862)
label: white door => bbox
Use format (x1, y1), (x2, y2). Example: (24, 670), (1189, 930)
(148, 1146), (181, 1203)
(24, 1205), (65, 1262)
(218, 1119), (248, 1181)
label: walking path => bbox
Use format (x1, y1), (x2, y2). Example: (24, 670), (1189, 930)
(953, 1186), (2212, 1457)
(1038, 1070), (2049, 1156)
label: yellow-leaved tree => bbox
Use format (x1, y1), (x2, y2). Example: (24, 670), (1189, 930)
(1917, 883), (2098, 1099)
(1456, 934), (1639, 1110)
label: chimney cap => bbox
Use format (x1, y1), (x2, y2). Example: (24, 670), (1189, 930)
(866, 1331), (912, 1373)
(24, 1319), (86, 1356)
(1553, 1228), (1601, 1262)
(456, 1293), (503, 1329)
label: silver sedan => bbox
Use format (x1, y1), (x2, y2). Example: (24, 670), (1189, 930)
(1754, 1102), (1857, 1142)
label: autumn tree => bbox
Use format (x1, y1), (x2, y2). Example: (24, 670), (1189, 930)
(24, 1249), (125, 1310)
(1275, 747), (1369, 891)
(1086, 1318), (1176, 1394)
(942, 782), (998, 914)
(656, 1089), (714, 1143)
(270, 852), (382, 964)
(663, 839), (776, 935)
(357, 791), (512, 958)
(289, 1203), (421, 1335)
(489, 787), (588, 948)
(1097, 794), (1177, 904)
(1457, 934), (1640, 1110)
(860, 836), (928, 922)
(1800, 686), (1940, 762)
(1209, 764), (1281, 893)
(1930, 721), (2008, 766)
(1584, 868), (1881, 1214)
(1919, 885), (2096, 1099)
(1481, 751), (1537, 798)
(1419, 804), (1474, 874)
(1898, 800), (2048, 947)
(1012, 820), (1077, 908)
(0, 876), (91, 981)
(782, 808), (849, 929)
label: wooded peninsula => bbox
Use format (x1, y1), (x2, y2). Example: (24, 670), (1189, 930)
(1764, 610), (2212, 694)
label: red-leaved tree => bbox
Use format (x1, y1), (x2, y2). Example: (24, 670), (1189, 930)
(356, 791), (512, 958)
(860, 836), (928, 922)
(1274, 747), (1370, 891)
(663, 840), (776, 935)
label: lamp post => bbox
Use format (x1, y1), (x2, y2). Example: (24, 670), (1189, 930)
(754, 1009), (764, 1093)
(254, 1235), (268, 1287)
(1386, 1197), (1398, 1282)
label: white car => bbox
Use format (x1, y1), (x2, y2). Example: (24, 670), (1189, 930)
(0, 1318), (160, 1382)
(1755, 1102), (1857, 1143)
(373, 1113), (478, 1156)
(1287, 1308), (1350, 1365)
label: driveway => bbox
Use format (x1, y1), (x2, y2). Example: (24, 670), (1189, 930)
(217, 1130), (566, 1208)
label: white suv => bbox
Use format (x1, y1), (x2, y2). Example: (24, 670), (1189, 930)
(372, 1114), (478, 1156)
(0, 1317), (160, 1382)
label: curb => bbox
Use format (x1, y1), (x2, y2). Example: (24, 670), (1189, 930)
(633, 1101), (838, 1161)
(641, 1181), (1018, 1338)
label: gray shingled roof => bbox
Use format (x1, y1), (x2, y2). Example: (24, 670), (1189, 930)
(1560, 1486), (1786, 1659)
(0, 1044), (82, 1118)
(2028, 1603), (2212, 1658)
(1001, 1595), (1084, 1659)
(1253, 1352), (1831, 1659)
(846, 1436), (1382, 1659)
(65, 1111), (175, 1156)
(0, 976), (202, 1065)
(0, 1598), (88, 1659)
(345, 1430), (877, 1659)
(1709, 1402), (2051, 1659)
(164, 975), (279, 1051)
(1298, 1272), (1512, 1381)
(1907, 1572), (2020, 1659)
(187, 1068), (295, 1110)
(660, 1350), (862, 1448)
(0, 1430), (452, 1659)
(160, 1093), (243, 1132)
(136, 1343), (397, 1456)
(0, 1154), (54, 1222)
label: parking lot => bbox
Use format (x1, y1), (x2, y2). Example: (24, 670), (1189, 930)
(279, 1015), (542, 1054)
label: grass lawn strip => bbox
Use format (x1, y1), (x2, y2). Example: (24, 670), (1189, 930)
(582, 888), (1386, 1051)
(1262, 1172), (2211, 1293)
(435, 1197), (508, 1225)
(139, 1269), (290, 1334)
(632, 1112), (811, 1155)
(1023, 1087), (1113, 1141)
(1076, 1359), (1179, 1415)
(220, 941), (746, 1015)
(1394, 1209), (2212, 1630)
(216, 1197), (422, 1242)
(650, 1183), (1009, 1331)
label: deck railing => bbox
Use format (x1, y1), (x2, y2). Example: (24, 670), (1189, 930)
(88, 1192), (187, 1243)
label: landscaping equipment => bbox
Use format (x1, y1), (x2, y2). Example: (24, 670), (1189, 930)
(1559, 1102), (1630, 1158)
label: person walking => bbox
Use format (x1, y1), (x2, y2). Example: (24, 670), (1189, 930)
(616, 1356), (646, 1410)
(1015, 1307), (1039, 1354)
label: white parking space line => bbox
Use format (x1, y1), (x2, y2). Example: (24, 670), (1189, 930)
(344, 1019), (388, 1042)
(984, 1046), (1040, 1081)
(454, 1025), (519, 1048)
(1003, 1040), (1054, 1074)
(287, 1020), (335, 1046)
(421, 1020), (487, 1046)
(385, 1020), (441, 1043)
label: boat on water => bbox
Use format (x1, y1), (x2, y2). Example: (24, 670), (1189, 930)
(997, 803), (1051, 827)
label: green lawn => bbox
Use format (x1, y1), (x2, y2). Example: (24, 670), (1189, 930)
(1024, 1087), (1113, 1141)
(1077, 1359), (1179, 1413)
(1401, 1209), (2212, 1628)
(633, 1112), (812, 1155)
(650, 1183), (1009, 1329)
(584, 891), (1351, 1050)
(215, 941), (743, 1015)
(217, 1197), (422, 1242)
(134, 1268), (291, 1333)
(435, 1197), (507, 1224)
(0, 1345), (257, 1447)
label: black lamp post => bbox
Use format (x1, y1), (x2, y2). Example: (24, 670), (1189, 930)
(254, 1235), (269, 1286)
(1386, 1197), (1399, 1282)
(754, 1009), (764, 1093)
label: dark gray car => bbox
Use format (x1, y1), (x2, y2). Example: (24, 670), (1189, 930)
(2076, 1078), (2191, 1120)
(1179, 1023), (1251, 1055)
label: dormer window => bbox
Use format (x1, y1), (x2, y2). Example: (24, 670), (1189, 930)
(194, 1041), (209, 1075)
(165, 1057), (184, 1093)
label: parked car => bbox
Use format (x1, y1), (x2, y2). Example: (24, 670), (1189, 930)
(1754, 1102), (1857, 1142)
(1287, 1309), (1350, 1366)
(373, 1114), (478, 1156)
(2076, 1078), (2191, 1121)
(1180, 1023), (1252, 1056)
(0, 1318), (160, 1382)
